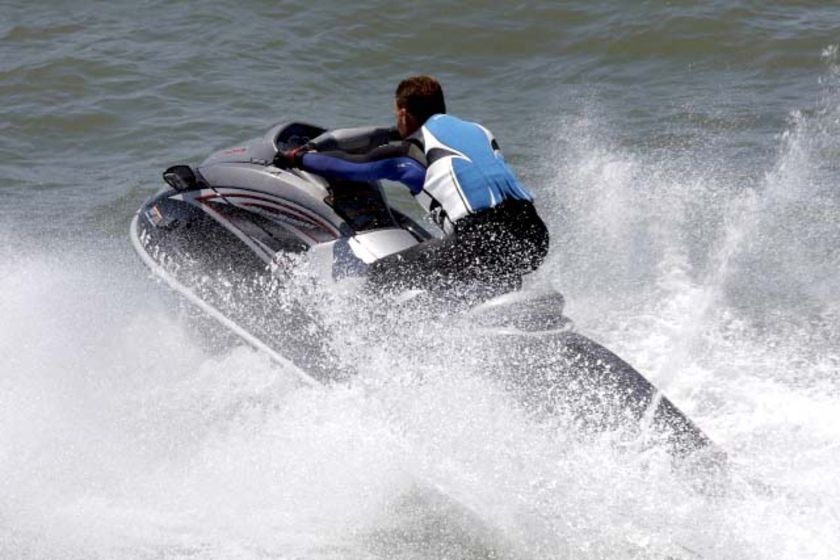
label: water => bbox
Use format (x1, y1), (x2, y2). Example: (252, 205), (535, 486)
(2, 1), (839, 558)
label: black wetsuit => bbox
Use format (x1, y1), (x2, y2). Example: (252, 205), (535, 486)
(299, 114), (549, 297)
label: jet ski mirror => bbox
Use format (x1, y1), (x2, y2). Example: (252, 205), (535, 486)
(163, 165), (198, 192)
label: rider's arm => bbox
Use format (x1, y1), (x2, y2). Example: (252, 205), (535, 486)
(300, 140), (427, 194)
(306, 126), (401, 154)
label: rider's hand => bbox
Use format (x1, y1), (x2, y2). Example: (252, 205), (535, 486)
(273, 146), (309, 169)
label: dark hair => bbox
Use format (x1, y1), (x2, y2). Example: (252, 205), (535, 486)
(395, 75), (446, 124)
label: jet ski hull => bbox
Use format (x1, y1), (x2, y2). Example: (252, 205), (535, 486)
(131, 121), (722, 467)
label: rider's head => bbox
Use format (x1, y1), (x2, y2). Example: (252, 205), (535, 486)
(395, 75), (446, 137)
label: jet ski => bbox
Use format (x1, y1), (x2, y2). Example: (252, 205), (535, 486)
(130, 121), (723, 467)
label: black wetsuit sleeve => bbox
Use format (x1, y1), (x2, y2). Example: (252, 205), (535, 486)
(307, 126), (401, 154)
(300, 140), (428, 194)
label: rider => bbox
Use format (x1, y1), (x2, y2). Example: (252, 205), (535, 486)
(276, 75), (549, 298)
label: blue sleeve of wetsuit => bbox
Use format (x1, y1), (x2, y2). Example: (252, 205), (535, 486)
(300, 146), (426, 195)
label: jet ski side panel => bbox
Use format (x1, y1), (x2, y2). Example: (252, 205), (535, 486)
(135, 189), (281, 275)
(132, 188), (347, 380)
